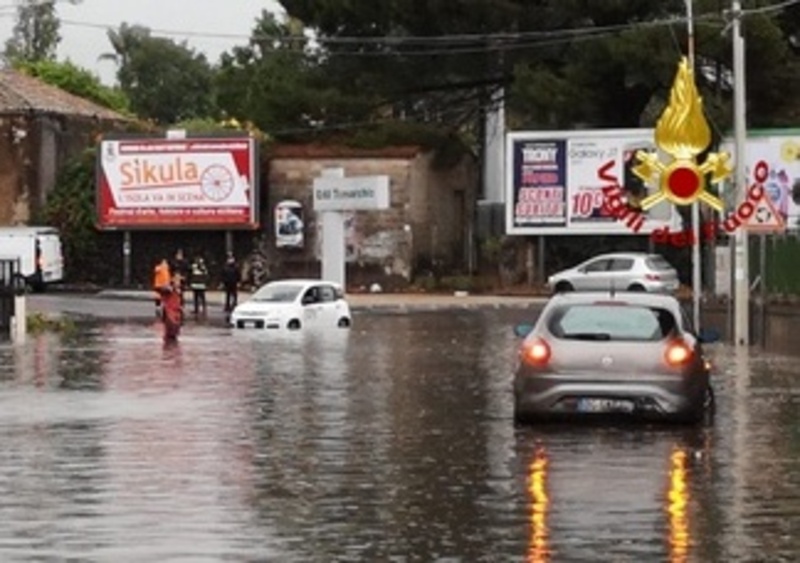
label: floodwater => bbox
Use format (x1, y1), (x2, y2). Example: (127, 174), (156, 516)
(0, 310), (798, 562)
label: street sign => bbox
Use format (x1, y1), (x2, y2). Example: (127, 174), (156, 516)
(742, 193), (785, 233)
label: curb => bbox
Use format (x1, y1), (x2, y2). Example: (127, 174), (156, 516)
(88, 290), (543, 313)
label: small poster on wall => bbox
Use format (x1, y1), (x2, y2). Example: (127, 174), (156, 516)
(275, 200), (304, 248)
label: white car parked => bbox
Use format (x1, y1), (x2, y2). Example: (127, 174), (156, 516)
(230, 279), (352, 330)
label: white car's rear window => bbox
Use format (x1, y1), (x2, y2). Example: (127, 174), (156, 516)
(547, 304), (677, 342)
(251, 284), (303, 303)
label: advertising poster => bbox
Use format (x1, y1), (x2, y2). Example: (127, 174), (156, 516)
(275, 200), (304, 249)
(96, 137), (259, 230)
(506, 130), (679, 236)
(735, 133), (800, 230)
(510, 139), (567, 227)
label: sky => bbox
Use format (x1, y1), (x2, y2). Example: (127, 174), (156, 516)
(0, 0), (285, 84)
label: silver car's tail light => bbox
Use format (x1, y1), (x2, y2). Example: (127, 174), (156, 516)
(664, 340), (693, 367)
(520, 338), (551, 367)
(645, 273), (662, 281)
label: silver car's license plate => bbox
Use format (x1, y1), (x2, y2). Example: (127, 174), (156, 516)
(577, 398), (634, 413)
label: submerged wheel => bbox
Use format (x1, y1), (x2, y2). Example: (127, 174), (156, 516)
(554, 281), (574, 293)
(703, 384), (715, 411)
(287, 319), (302, 330)
(627, 283), (646, 292)
(337, 317), (351, 328)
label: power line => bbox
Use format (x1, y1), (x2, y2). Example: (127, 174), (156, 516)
(47, 0), (795, 48)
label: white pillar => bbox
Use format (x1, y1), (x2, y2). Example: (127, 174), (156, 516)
(11, 295), (26, 345)
(320, 167), (347, 288)
(483, 87), (506, 203)
(321, 211), (346, 287)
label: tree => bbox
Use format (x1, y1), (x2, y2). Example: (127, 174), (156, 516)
(3, 0), (77, 63)
(216, 10), (370, 138)
(104, 24), (216, 124)
(14, 59), (131, 114)
(278, 0), (800, 133)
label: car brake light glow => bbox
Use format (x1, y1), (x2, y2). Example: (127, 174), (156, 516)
(645, 273), (661, 281)
(665, 340), (693, 366)
(521, 338), (551, 367)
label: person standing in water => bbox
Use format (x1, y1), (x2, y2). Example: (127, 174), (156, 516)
(159, 274), (183, 343)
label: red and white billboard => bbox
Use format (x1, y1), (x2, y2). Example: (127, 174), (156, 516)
(96, 136), (259, 230)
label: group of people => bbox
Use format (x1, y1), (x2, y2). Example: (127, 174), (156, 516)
(152, 249), (242, 342)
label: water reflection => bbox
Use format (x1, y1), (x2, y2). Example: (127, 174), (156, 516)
(0, 311), (796, 561)
(527, 447), (550, 563)
(667, 448), (690, 563)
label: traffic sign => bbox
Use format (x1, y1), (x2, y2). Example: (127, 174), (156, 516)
(742, 193), (785, 233)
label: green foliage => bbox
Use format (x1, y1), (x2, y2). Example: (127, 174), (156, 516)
(105, 23), (217, 125)
(26, 312), (76, 335)
(3, 0), (63, 63)
(342, 121), (472, 167)
(216, 11), (368, 138)
(276, 0), (800, 134)
(14, 59), (131, 114)
(39, 148), (100, 282)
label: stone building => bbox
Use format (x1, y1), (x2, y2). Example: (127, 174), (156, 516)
(0, 69), (131, 225)
(266, 144), (479, 287)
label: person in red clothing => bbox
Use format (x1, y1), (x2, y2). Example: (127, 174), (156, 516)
(152, 258), (171, 318)
(159, 275), (183, 343)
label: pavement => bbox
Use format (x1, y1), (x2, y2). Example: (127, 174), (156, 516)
(94, 288), (547, 312)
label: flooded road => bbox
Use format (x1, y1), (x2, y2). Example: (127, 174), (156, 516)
(0, 308), (798, 562)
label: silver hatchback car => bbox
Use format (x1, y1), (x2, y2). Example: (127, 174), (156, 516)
(547, 252), (679, 294)
(513, 291), (717, 424)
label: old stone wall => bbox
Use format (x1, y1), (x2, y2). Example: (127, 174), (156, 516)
(266, 147), (478, 287)
(0, 113), (125, 225)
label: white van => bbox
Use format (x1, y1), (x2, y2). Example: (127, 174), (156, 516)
(0, 227), (64, 291)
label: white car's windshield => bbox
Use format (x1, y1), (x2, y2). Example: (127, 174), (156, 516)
(251, 284), (303, 303)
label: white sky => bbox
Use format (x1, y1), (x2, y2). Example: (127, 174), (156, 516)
(0, 0), (285, 84)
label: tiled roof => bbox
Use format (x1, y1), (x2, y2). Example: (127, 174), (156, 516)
(0, 69), (130, 121)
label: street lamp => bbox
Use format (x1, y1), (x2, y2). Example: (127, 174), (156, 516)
(731, 0), (749, 346)
(684, 0), (703, 334)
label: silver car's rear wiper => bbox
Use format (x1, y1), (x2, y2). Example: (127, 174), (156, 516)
(561, 332), (612, 341)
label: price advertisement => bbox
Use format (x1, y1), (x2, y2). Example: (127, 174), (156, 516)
(506, 129), (679, 235)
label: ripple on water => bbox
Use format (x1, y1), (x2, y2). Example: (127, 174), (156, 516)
(0, 314), (796, 562)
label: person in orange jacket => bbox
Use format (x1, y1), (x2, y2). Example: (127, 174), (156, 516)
(159, 275), (183, 343)
(152, 258), (171, 318)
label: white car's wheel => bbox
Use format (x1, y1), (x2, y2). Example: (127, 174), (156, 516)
(337, 317), (351, 328)
(287, 319), (302, 330)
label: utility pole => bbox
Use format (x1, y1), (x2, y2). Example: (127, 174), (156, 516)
(685, 0), (702, 332)
(732, 0), (749, 346)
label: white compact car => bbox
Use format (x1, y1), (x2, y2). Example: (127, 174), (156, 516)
(230, 279), (352, 330)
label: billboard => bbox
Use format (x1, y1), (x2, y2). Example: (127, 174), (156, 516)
(96, 136), (259, 230)
(722, 130), (800, 231)
(505, 129), (679, 235)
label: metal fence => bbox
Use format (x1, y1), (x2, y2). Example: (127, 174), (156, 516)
(750, 232), (800, 295)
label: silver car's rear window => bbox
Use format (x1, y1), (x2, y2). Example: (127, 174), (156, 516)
(547, 304), (677, 342)
(645, 256), (673, 271)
